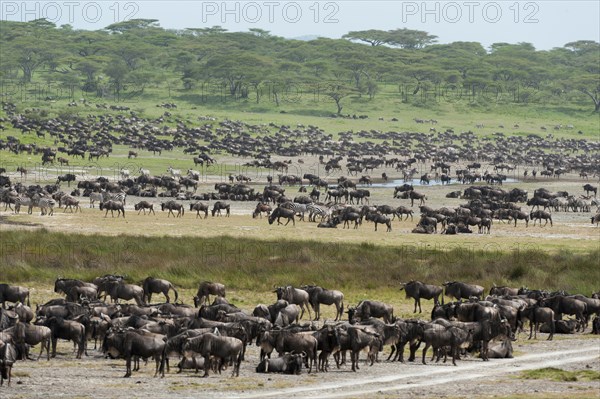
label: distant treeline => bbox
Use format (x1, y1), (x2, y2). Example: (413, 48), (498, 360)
(0, 19), (598, 112)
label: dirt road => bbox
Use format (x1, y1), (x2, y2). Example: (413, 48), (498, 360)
(233, 344), (600, 399)
(5, 336), (599, 399)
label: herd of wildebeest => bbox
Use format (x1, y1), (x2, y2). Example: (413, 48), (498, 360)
(1, 102), (600, 386)
(1, 277), (600, 386)
(1, 101), (600, 234)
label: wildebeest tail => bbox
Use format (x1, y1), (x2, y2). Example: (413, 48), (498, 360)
(27, 291), (30, 307)
(172, 285), (179, 302)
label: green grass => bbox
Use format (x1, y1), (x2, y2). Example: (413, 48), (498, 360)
(519, 368), (600, 382)
(1, 230), (598, 298)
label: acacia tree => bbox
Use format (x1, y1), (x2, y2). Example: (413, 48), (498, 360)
(104, 60), (129, 100)
(563, 41), (600, 112)
(343, 28), (437, 49)
(342, 29), (390, 46)
(323, 82), (356, 114)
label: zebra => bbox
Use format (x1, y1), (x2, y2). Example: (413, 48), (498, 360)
(281, 202), (308, 221)
(37, 196), (56, 216)
(168, 166), (181, 178)
(89, 192), (104, 208)
(14, 195), (33, 214)
(139, 167), (150, 176)
(102, 190), (127, 206)
(306, 203), (331, 222)
(25, 194), (55, 216)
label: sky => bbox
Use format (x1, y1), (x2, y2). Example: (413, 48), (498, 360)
(1, 1), (599, 50)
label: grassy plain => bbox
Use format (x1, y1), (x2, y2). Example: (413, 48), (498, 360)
(1, 82), (599, 304)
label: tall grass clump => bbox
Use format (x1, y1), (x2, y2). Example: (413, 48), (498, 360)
(1, 230), (597, 295)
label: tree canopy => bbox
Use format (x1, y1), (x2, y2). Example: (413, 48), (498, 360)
(1, 19), (598, 112)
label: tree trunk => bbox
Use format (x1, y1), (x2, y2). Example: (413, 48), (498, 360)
(581, 89), (600, 113)
(335, 99), (343, 115)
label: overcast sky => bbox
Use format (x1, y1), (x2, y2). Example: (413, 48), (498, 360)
(2, 1), (599, 50)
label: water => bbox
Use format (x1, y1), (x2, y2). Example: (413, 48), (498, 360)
(369, 177), (519, 188)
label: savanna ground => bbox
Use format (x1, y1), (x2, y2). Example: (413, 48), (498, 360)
(2, 154), (600, 398)
(1, 99), (599, 397)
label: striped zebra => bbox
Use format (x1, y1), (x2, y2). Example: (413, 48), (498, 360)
(306, 203), (331, 222)
(89, 192), (104, 208)
(102, 190), (127, 206)
(37, 196), (56, 216)
(22, 194), (55, 216)
(167, 166), (181, 178)
(281, 202), (309, 221)
(14, 195), (34, 214)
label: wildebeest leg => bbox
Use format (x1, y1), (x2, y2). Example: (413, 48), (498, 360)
(154, 354), (161, 377)
(351, 351), (359, 371)
(422, 342), (430, 365)
(387, 344), (397, 361)
(452, 345), (459, 366)
(51, 337), (58, 358)
(123, 355), (132, 377)
(202, 355), (211, 377)
(408, 340), (421, 362)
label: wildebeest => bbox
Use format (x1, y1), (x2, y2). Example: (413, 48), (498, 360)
(103, 329), (166, 378)
(182, 333), (243, 377)
(540, 320), (581, 334)
(274, 286), (312, 320)
(400, 281), (443, 313)
(421, 324), (473, 366)
(61, 195), (82, 213)
(268, 206), (295, 226)
(56, 173), (76, 187)
(583, 183), (597, 197)
(483, 336), (513, 358)
(300, 285), (345, 321)
(519, 305), (555, 340)
(102, 281), (145, 306)
(349, 300), (394, 324)
(364, 212), (392, 232)
(40, 316), (86, 359)
(142, 277), (178, 303)
(134, 201), (155, 215)
(443, 281), (484, 301)
(161, 201), (185, 218)
(0, 340), (19, 386)
(256, 352), (304, 374)
(99, 200), (125, 218)
(211, 201), (230, 217)
(252, 202), (272, 218)
(190, 202), (209, 218)
(530, 210), (552, 227)
(270, 330), (318, 373)
(0, 284), (30, 308)
(335, 326), (382, 372)
(540, 295), (588, 330)
(489, 285), (519, 297)
(194, 282), (226, 307)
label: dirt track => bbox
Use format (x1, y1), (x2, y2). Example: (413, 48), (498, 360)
(4, 335), (599, 399)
